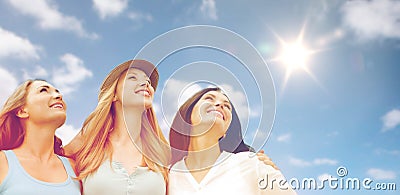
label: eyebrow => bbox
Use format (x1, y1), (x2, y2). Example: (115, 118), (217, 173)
(127, 71), (148, 77)
(205, 93), (230, 104)
(37, 85), (50, 89)
(37, 85), (60, 93)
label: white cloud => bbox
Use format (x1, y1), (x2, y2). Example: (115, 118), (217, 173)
(93, 0), (128, 19)
(367, 168), (396, 180)
(23, 65), (49, 80)
(374, 148), (400, 156)
(381, 109), (400, 132)
(289, 156), (339, 167)
(289, 156), (312, 167)
(7, 0), (98, 39)
(316, 28), (346, 46)
(341, 0), (400, 41)
(52, 53), (93, 95)
(200, 0), (217, 20)
(277, 133), (291, 142)
(0, 67), (19, 106)
(158, 79), (202, 126)
(0, 27), (41, 60)
(318, 173), (333, 182)
(313, 158), (338, 166)
(127, 11), (153, 23)
(56, 123), (80, 145)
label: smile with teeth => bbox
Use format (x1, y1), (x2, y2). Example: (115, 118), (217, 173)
(207, 110), (224, 120)
(136, 89), (150, 96)
(50, 103), (64, 109)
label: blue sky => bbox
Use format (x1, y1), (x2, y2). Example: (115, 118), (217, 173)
(0, 0), (399, 194)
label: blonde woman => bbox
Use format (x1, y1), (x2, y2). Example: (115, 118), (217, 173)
(65, 60), (170, 195)
(0, 79), (80, 194)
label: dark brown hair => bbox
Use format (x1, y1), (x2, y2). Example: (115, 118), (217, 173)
(169, 87), (253, 165)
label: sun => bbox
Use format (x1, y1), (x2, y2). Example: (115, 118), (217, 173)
(269, 25), (323, 95)
(280, 41), (311, 71)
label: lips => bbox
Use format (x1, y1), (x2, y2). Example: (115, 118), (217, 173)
(206, 109), (225, 120)
(135, 88), (151, 97)
(49, 102), (64, 109)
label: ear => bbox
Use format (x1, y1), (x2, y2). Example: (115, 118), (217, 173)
(16, 108), (29, 119)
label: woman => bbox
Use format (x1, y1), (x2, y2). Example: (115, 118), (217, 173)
(0, 79), (80, 194)
(168, 87), (296, 195)
(65, 60), (170, 195)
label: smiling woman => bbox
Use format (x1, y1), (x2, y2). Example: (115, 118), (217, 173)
(0, 79), (81, 195)
(168, 87), (296, 195)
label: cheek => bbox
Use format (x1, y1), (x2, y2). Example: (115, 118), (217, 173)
(190, 106), (203, 125)
(225, 114), (232, 126)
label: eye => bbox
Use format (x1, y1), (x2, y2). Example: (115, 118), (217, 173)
(40, 88), (48, 93)
(224, 104), (231, 110)
(204, 96), (213, 101)
(128, 75), (137, 80)
(146, 78), (151, 85)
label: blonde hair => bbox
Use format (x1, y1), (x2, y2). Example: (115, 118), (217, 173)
(0, 79), (64, 154)
(74, 72), (170, 182)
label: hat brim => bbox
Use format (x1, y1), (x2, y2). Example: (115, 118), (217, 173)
(99, 59), (159, 99)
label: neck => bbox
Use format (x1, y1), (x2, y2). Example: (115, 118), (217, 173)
(15, 121), (57, 160)
(111, 105), (144, 146)
(186, 126), (222, 170)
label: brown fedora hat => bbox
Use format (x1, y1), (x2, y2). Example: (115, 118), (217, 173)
(99, 59), (159, 100)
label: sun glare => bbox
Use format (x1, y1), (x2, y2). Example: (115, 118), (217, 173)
(268, 24), (324, 96)
(280, 42), (310, 71)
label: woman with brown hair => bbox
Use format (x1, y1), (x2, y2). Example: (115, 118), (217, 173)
(168, 87), (296, 195)
(65, 60), (170, 195)
(0, 79), (80, 194)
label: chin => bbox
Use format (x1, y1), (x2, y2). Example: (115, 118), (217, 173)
(54, 117), (67, 128)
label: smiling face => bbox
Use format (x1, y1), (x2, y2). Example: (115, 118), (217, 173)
(114, 68), (155, 110)
(20, 80), (66, 128)
(190, 90), (232, 138)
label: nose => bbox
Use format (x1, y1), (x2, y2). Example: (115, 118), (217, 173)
(214, 101), (223, 108)
(53, 91), (63, 100)
(140, 80), (150, 87)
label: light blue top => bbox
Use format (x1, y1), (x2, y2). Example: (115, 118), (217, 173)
(0, 150), (81, 195)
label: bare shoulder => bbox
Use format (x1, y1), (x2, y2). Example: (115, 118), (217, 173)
(0, 150), (9, 184)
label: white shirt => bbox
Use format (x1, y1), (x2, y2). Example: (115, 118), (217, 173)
(168, 151), (297, 195)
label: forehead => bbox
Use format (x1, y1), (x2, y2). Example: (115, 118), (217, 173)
(202, 90), (230, 102)
(29, 80), (54, 90)
(126, 68), (148, 76)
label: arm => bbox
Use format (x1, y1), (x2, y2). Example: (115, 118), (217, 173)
(63, 132), (84, 157)
(0, 151), (8, 184)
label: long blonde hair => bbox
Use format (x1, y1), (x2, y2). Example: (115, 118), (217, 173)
(0, 79), (64, 155)
(73, 72), (170, 182)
